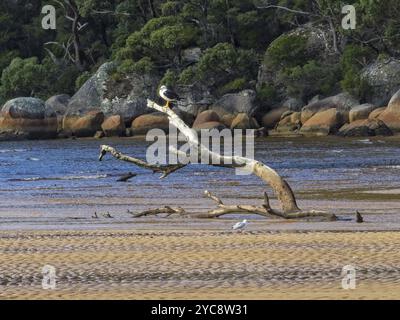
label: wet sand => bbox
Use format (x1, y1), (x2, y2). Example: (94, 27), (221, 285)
(0, 228), (399, 300)
(1, 137), (400, 299)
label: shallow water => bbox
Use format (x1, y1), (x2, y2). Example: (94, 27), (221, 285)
(0, 137), (399, 230)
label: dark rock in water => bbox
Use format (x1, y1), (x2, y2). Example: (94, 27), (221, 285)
(0, 97), (57, 139)
(63, 110), (105, 137)
(209, 90), (257, 118)
(361, 58), (400, 107)
(338, 119), (393, 137)
(117, 172), (137, 182)
(65, 62), (159, 124)
(356, 211), (364, 223)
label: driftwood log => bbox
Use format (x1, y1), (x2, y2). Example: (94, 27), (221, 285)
(99, 99), (338, 221)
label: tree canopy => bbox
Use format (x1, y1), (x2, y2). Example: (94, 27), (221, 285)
(1, 0), (400, 105)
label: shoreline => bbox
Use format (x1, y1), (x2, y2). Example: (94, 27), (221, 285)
(2, 132), (400, 143)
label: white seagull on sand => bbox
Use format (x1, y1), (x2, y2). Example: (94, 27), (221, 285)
(159, 85), (181, 108)
(232, 219), (248, 231)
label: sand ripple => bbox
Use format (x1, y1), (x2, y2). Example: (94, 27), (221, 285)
(0, 230), (399, 299)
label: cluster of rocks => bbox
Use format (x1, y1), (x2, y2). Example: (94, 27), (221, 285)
(1, 61), (400, 141)
(269, 92), (397, 137)
(0, 63), (261, 140)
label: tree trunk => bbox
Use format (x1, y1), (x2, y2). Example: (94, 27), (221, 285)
(66, 0), (85, 71)
(98, 100), (337, 221)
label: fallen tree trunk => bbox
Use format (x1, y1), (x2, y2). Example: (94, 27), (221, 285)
(99, 99), (337, 221)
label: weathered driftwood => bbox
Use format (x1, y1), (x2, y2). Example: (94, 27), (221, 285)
(99, 100), (338, 221)
(117, 172), (137, 182)
(99, 145), (186, 179)
(128, 206), (186, 218)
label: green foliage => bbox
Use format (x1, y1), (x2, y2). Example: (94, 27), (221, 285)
(1, 0), (400, 104)
(75, 72), (92, 91)
(160, 69), (178, 87)
(117, 57), (155, 75)
(192, 43), (259, 92)
(264, 31), (340, 101)
(178, 66), (197, 85)
(149, 24), (197, 51)
(0, 56), (81, 101)
(256, 84), (278, 104)
(218, 78), (247, 95)
(0, 57), (46, 100)
(280, 60), (341, 100)
(160, 1), (181, 16)
(0, 50), (19, 73)
(266, 34), (308, 68)
(340, 45), (375, 98)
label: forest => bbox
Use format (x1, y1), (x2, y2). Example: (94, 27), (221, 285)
(1, 0), (400, 108)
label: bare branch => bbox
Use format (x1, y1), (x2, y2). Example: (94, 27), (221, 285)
(99, 99), (339, 222)
(99, 145), (186, 179)
(128, 206), (186, 218)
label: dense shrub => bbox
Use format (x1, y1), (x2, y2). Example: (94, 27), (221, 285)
(340, 45), (375, 99)
(0, 57), (46, 100)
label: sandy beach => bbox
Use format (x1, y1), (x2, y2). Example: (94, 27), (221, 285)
(1, 138), (400, 299)
(0, 228), (399, 300)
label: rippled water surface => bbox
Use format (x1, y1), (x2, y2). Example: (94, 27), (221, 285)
(0, 137), (399, 230)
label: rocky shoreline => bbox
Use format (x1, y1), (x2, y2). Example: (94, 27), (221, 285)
(1, 62), (400, 142)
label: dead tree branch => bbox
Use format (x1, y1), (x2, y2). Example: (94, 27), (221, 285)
(99, 100), (338, 221)
(99, 145), (186, 179)
(128, 206), (186, 218)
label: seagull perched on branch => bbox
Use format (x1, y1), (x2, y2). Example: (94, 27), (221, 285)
(232, 219), (248, 232)
(159, 85), (182, 108)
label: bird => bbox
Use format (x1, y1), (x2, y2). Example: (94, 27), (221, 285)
(232, 219), (248, 232)
(159, 85), (181, 108)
